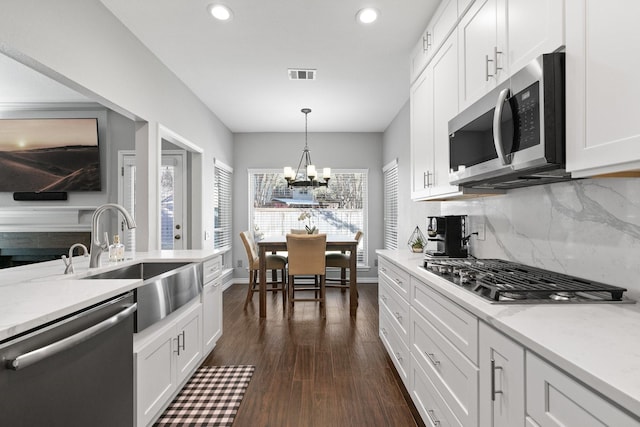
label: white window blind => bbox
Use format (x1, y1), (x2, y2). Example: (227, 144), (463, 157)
(248, 169), (368, 266)
(383, 159), (398, 250)
(214, 159), (233, 250)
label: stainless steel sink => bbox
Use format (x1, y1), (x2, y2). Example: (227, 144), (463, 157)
(84, 262), (202, 332)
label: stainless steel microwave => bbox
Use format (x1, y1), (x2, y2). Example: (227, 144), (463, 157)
(448, 53), (569, 190)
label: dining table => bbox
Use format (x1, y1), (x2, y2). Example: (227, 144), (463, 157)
(257, 234), (359, 318)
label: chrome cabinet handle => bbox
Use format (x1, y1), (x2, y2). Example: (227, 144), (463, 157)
(491, 358), (503, 401)
(174, 331), (186, 355)
(427, 409), (441, 426)
(494, 46), (503, 75)
(394, 278), (403, 285)
(7, 302), (137, 371)
(381, 327), (388, 336)
(395, 351), (403, 362)
(423, 171), (432, 188)
(381, 295), (387, 303)
(422, 32), (432, 52)
(493, 87), (512, 166)
(485, 54), (494, 81)
(426, 352), (440, 366)
(380, 267), (387, 273)
(394, 312), (402, 322)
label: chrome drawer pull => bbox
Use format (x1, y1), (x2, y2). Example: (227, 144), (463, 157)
(395, 351), (403, 362)
(394, 278), (403, 285)
(394, 312), (402, 322)
(427, 409), (441, 427)
(426, 352), (440, 366)
(491, 358), (503, 401)
(381, 295), (387, 303)
(381, 327), (388, 336)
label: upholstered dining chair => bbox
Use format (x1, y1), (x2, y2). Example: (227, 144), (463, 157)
(286, 233), (327, 318)
(239, 231), (288, 310)
(325, 230), (363, 292)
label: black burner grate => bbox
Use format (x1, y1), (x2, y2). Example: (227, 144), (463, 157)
(424, 258), (627, 302)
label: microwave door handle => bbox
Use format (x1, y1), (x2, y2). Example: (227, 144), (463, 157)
(493, 88), (512, 166)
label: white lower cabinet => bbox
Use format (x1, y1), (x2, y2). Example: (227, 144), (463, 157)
(479, 322), (525, 427)
(202, 276), (222, 355)
(526, 352), (640, 427)
(134, 300), (202, 427)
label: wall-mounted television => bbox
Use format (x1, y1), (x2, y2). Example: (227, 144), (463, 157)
(0, 118), (101, 192)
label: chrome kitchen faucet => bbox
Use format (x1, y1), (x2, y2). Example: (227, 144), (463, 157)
(89, 203), (136, 268)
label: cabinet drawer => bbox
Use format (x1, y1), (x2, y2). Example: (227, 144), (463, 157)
(379, 308), (411, 386)
(410, 307), (478, 426)
(411, 276), (478, 363)
(203, 256), (222, 284)
(526, 352), (640, 426)
(379, 258), (410, 299)
(411, 353), (463, 427)
(379, 280), (410, 344)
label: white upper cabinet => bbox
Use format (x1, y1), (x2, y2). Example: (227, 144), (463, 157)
(459, 0), (564, 110)
(410, 33), (460, 200)
(506, 0), (564, 76)
(410, 0), (463, 84)
(566, 0), (640, 177)
(458, 0), (505, 110)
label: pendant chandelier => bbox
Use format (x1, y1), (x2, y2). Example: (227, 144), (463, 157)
(283, 108), (330, 188)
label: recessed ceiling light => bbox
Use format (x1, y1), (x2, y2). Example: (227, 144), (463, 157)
(208, 4), (233, 21)
(356, 8), (379, 24)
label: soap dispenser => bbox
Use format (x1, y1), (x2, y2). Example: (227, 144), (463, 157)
(113, 235), (125, 261)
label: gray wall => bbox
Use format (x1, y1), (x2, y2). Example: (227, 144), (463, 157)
(233, 132), (383, 280)
(382, 101), (440, 248)
(0, 0), (233, 248)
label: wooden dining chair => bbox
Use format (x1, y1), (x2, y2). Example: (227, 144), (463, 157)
(239, 231), (288, 310)
(286, 233), (327, 318)
(325, 230), (363, 292)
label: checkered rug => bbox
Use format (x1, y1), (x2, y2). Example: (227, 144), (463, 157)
(154, 365), (255, 426)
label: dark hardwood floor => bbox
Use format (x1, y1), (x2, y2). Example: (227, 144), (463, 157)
(203, 283), (422, 427)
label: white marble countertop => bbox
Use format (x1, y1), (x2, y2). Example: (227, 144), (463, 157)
(0, 249), (221, 342)
(377, 249), (640, 418)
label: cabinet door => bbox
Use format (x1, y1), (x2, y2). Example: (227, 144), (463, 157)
(410, 67), (435, 200)
(526, 352), (640, 426)
(135, 326), (177, 427)
(203, 278), (222, 355)
(459, 0), (499, 109)
(479, 322), (525, 427)
(506, 0), (564, 75)
(175, 303), (202, 385)
(566, 0), (640, 177)
(431, 32), (461, 197)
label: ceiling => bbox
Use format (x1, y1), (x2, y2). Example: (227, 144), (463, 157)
(1, 1), (440, 133)
(98, 0), (439, 132)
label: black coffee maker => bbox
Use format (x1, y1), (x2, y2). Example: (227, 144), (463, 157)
(426, 215), (468, 258)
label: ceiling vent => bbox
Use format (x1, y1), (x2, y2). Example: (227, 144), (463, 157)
(288, 69), (316, 80)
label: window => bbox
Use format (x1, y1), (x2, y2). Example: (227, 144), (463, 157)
(383, 159), (398, 250)
(214, 159), (233, 250)
(249, 169), (368, 266)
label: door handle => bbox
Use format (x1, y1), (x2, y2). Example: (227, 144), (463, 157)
(7, 302), (137, 370)
(493, 88), (512, 166)
(174, 234), (181, 240)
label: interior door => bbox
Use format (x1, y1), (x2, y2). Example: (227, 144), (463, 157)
(160, 153), (186, 250)
(118, 151), (187, 251)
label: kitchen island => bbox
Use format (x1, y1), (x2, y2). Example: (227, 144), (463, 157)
(378, 249), (640, 426)
(0, 249), (224, 427)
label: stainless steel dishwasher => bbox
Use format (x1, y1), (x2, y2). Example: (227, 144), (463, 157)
(0, 292), (136, 427)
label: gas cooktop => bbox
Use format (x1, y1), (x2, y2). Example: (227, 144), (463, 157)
(422, 257), (633, 304)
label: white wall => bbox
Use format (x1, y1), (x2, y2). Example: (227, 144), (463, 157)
(233, 132), (383, 280)
(0, 0), (233, 250)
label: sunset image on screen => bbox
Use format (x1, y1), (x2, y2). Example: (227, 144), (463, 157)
(0, 118), (101, 192)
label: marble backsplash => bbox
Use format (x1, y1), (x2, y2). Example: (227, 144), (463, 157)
(440, 178), (640, 299)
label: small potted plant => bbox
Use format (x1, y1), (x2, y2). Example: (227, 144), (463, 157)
(407, 226), (426, 253)
(410, 235), (425, 253)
